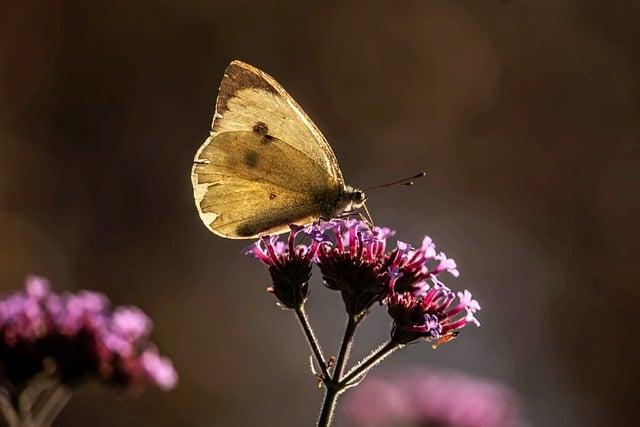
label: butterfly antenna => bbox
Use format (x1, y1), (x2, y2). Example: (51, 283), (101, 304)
(363, 172), (426, 191)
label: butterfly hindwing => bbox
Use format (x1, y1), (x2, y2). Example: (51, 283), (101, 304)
(193, 131), (338, 238)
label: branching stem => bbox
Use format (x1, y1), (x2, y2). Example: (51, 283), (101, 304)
(340, 341), (401, 387)
(316, 315), (358, 427)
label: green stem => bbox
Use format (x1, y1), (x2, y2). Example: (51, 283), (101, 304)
(316, 385), (339, 427)
(0, 394), (18, 427)
(316, 316), (358, 427)
(332, 316), (357, 381)
(295, 305), (331, 381)
(340, 341), (401, 387)
(34, 385), (71, 427)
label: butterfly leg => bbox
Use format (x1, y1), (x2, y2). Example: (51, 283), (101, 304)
(335, 209), (374, 229)
(361, 203), (375, 228)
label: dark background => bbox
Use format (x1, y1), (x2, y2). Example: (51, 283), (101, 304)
(1, 1), (638, 426)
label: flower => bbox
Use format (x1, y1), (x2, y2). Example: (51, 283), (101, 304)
(384, 235), (460, 294)
(387, 272), (481, 345)
(245, 220), (479, 345)
(315, 219), (393, 317)
(139, 348), (178, 391)
(343, 367), (523, 427)
(244, 224), (318, 308)
(0, 276), (177, 396)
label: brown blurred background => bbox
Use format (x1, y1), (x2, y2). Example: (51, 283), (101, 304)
(1, 1), (639, 426)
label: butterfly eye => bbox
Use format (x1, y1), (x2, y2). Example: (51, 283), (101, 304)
(352, 191), (366, 203)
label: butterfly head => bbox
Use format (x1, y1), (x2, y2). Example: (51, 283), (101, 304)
(343, 186), (367, 210)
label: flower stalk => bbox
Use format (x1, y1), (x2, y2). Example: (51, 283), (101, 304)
(316, 384), (340, 427)
(340, 341), (402, 388)
(245, 220), (482, 427)
(332, 316), (357, 381)
(294, 305), (330, 381)
(316, 315), (358, 427)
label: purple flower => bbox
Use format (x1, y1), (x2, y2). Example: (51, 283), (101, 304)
(25, 275), (50, 299)
(244, 224), (318, 308)
(384, 235), (460, 294)
(0, 276), (177, 396)
(343, 367), (523, 427)
(387, 273), (481, 345)
(112, 307), (153, 343)
(245, 220), (480, 346)
(140, 348), (178, 391)
(315, 219), (392, 317)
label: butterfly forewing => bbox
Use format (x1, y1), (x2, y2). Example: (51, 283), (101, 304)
(191, 61), (345, 238)
(211, 61), (344, 183)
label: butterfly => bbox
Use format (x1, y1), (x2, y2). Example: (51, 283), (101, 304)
(190, 60), (372, 239)
(191, 61), (423, 239)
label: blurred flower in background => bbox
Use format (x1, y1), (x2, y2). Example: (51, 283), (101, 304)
(343, 367), (523, 427)
(0, 275), (176, 426)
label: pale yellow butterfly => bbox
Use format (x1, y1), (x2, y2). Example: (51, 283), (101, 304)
(191, 60), (421, 239)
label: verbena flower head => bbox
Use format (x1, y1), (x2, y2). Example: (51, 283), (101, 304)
(385, 235), (460, 294)
(244, 224), (318, 308)
(0, 276), (177, 396)
(343, 367), (523, 427)
(315, 219), (393, 317)
(387, 271), (481, 345)
(245, 220), (480, 344)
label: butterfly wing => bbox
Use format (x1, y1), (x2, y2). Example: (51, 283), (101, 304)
(210, 60), (344, 183)
(193, 131), (334, 238)
(191, 61), (344, 239)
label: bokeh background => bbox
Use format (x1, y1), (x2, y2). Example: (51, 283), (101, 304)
(1, 1), (638, 426)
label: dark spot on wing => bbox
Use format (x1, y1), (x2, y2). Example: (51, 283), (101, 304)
(253, 122), (274, 143)
(253, 121), (269, 134)
(235, 223), (261, 237)
(244, 151), (259, 168)
(269, 192), (276, 200)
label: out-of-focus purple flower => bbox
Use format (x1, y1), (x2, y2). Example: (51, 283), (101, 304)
(25, 275), (50, 299)
(342, 377), (413, 427)
(387, 272), (481, 345)
(343, 367), (524, 427)
(244, 224), (318, 308)
(0, 276), (177, 396)
(315, 219), (393, 317)
(140, 348), (178, 391)
(112, 307), (153, 343)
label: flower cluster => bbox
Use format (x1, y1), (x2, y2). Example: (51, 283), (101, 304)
(387, 272), (480, 345)
(246, 220), (480, 345)
(244, 225), (318, 308)
(0, 276), (177, 396)
(344, 367), (523, 427)
(316, 219), (394, 316)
